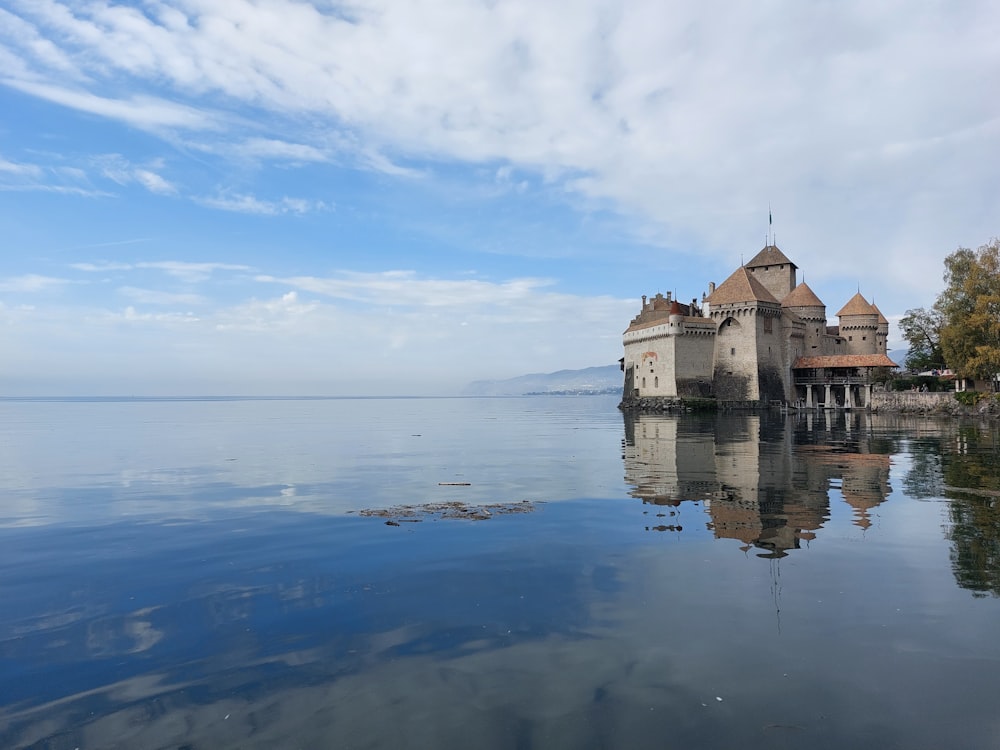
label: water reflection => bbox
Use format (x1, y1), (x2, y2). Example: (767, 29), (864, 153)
(899, 420), (1000, 597)
(623, 411), (892, 556)
(3, 400), (1000, 748)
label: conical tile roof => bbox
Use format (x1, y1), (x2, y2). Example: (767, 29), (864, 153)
(836, 292), (876, 317)
(781, 281), (825, 308)
(870, 302), (889, 325)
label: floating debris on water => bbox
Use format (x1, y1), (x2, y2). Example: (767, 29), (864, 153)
(353, 500), (537, 523)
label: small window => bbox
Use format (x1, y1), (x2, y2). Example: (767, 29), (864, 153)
(642, 377), (646, 388)
(849, 336), (853, 341)
(862, 336), (867, 341)
(730, 347), (736, 356)
(654, 376), (658, 388)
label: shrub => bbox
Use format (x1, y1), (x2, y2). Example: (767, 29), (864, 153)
(954, 391), (984, 406)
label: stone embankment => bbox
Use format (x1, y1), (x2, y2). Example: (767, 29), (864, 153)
(870, 391), (955, 414)
(870, 391), (1000, 416)
(618, 396), (719, 412)
(620, 391), (1000, 417)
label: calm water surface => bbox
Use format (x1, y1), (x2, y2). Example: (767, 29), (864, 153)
(1, 396), (999, 749)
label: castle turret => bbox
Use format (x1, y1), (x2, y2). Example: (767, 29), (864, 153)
(836, 293), (879, 355)
(781, 281), (827, 353)
(667, 300), (684, 336)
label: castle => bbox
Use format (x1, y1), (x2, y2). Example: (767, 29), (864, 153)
(621, 244), (897, 408)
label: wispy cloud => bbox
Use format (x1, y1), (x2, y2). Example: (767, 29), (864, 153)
(0, 156), (43, 177)
(71, 261), (135, 272)
(0, 274), (72, 293)
(196, 192), (330, 215)
(257, 270), (555, 307)
(2, 79), (220, 132)
(226, 138), (330, 164)
(70, 260), (255, 282)
(118, 286), (205, 306)
(136, 261), (255, 283)
(94, 154), (177, 195)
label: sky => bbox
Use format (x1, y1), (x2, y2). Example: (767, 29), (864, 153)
(1, 0), (998, 396)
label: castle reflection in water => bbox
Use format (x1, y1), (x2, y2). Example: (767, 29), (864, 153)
(622, 410), (894, 557)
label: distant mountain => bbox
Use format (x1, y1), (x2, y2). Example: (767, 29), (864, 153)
(463, 365), (622, 396)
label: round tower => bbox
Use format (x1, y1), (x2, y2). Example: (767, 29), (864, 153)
(836, 293), (879, 355)
(667, 300), (684, 336)
(781, 282), (827, 353)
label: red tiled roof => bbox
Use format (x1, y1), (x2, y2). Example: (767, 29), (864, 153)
(781, 281), (825, 308)
(870, 302), (889, 325)
(793, 354), (898, 369)
(706, 266), (780, 305)
(836, 292), (876, 317)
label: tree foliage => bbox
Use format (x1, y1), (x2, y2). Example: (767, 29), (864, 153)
(937, 239), (1000, 380)
(898, 306), (943, 372)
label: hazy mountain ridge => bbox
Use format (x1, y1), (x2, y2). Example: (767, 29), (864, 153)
(463, 365), (622, 396)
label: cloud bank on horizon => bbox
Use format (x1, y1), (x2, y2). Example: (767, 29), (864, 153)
(1, 0), (998, 394)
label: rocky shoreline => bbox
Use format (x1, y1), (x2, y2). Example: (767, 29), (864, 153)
(618, 391), (1000, 417)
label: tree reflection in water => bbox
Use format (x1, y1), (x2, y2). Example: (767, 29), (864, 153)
(624, 409), (1000, 597)
(622, 409), (894, 558)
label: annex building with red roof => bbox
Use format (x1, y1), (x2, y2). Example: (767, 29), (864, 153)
(622, 244), (897, 408)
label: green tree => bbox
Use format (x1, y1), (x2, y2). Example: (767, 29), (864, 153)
(938, 239), (1000, 380)
(898, 306), (944, 372)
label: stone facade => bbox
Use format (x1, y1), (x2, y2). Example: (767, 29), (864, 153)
(622, 245), (897, 408)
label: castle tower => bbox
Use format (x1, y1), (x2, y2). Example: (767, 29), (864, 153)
(705, 266), (785, 402)
(781, 281), (827, 353)
(745, 245), (798, 302)
(836, 293), (879, 355)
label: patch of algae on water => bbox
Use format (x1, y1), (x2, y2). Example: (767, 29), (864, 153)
(352, 500), (537, 524)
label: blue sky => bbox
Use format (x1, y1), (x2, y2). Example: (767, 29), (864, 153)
(1, 0), (998, 395)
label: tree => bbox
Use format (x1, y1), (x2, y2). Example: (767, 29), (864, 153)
(938, 239), (1000, 381)
(898, 306), (943, 372)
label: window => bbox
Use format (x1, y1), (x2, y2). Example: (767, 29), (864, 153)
(862, 336), (867, 340)
(849, 336), (853, 341)
(730, 347), (736, 356)
(642, 377), (646, 388)
(654, 376), (659, 388)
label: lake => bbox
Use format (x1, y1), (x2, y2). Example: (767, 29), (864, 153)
(1, 396), (999, 749)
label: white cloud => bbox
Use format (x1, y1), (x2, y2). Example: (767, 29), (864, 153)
(135, 261), (255, 283)
(118, 286), (205, 306)
(0, 0), (998, 327)
(0, 274), (71, 293)
(256, 270), (557, 308)
(1, 78), (220, 131)
(196, 192), (329, 215)
(71, 261), (134, 272)
(0, 156), (42, 176)
(114, 305), (200, 324)
(226, 137), (330, 163)
(94, 154), (177, 194)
